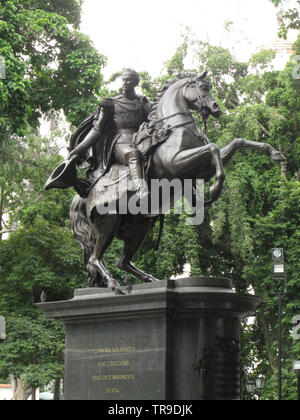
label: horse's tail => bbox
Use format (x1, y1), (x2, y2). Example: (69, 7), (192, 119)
(70, 194), (95, 266)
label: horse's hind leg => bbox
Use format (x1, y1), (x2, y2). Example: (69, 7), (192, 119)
(88, 214), (123, 292)
(221, 138), (286, 167)
(117, 219), (160, 283)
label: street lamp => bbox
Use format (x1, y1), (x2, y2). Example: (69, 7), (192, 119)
(246, 375), (265, 400)
(246, 380), (255, 395)
(255, 374), (266, 390)
(293, 361), (300, 400)
(271, 248), (287, 293)
(271, 248), (287, 401)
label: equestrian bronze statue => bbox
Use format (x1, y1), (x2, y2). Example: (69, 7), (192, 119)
(45, 69), (286, 294)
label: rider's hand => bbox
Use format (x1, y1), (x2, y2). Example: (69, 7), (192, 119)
(68, 150), (79, 161)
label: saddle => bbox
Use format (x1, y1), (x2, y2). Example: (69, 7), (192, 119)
(133, 119), (172, 160)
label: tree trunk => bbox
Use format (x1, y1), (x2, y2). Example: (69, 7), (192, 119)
(10, 375), (28, 400)
(279, 146), (287, 179)
(257, 310), (277, 372)
(31, 388), (36, 400)
(53, 378), (61, 400)
(0, 187), (3, 242)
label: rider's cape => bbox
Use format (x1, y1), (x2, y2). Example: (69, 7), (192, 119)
(68, 98), (115, 177)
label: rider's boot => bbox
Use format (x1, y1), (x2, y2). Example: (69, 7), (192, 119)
(126, 150), (149, 203)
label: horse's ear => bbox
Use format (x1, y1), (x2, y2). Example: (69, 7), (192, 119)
(193, 71), (208, 82)
(200, 71), (208, 79)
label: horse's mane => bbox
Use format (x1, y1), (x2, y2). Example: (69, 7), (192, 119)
(148, 72), (196, 122)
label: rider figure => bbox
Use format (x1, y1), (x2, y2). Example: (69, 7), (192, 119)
(68, 68), (151, 201)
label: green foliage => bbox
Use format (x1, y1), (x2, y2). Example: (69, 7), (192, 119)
(0, 0), (106, 139)
(0, 220), (86, 310)
(0, 315), (65, 389)
(165, 39), (188, 75)
(135, 212), (187, 280)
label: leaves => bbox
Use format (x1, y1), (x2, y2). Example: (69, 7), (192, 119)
(0, 315), (65, 388)
(0, 0), (106, 138)
(269, 0), (300, 38)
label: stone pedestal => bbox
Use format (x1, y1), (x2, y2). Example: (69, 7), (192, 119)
(38, 277), (261, 400)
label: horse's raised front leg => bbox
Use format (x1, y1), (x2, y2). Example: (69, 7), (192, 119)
(221, 138), (286, 167)
(172, 143), (225, 203)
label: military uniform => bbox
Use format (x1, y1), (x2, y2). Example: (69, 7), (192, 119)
(94, 94), (151, 166)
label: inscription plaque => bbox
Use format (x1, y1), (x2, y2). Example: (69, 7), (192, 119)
(64, 317), (168, 400)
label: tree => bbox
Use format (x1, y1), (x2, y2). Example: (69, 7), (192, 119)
(0, 0), (107, 232)
(0, 0), (107, 245)
(0, 0), (106, 137)
(0, 315), (65, 399)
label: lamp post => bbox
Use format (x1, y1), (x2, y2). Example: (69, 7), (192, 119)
(0, 316), (5, 341)
(271, 248), (287, 401)
(246, 375), (265, 400)
(291, 317), (300, 400)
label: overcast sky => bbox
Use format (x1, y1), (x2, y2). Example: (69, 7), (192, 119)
(80, 0), (285, 79)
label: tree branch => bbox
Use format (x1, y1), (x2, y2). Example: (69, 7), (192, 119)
(257, 121), (271, 136)
(0, 229), (17, 235)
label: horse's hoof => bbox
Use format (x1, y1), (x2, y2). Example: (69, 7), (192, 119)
(88, 278), (98, 288)
(125, 283), (133, 294)
(271, 151), (286, 162)
(124, 276), (133, 294)
(112, 285), (126, 295)
(144, 276), (160, 283)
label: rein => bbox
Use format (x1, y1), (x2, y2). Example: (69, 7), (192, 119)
(155, 111), (195, 129)
(155, 111), (206, 133)
(154, 111), (191, 124)
(170, 118), (195, 130)
(185, 81), (209, 132)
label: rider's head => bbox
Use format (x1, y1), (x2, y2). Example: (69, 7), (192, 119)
(122, 68), (140, 89)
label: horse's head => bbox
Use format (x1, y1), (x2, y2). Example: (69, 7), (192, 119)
(184, 72), (221, 119)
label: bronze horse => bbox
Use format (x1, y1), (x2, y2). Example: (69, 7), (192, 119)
(60, 72), (286, 294)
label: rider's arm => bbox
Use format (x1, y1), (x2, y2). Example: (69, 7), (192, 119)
(68, 99), (113, 159)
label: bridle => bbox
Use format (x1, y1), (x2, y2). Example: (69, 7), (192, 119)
(152, 77), (210, 129)
(185, 79), (211, 132)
